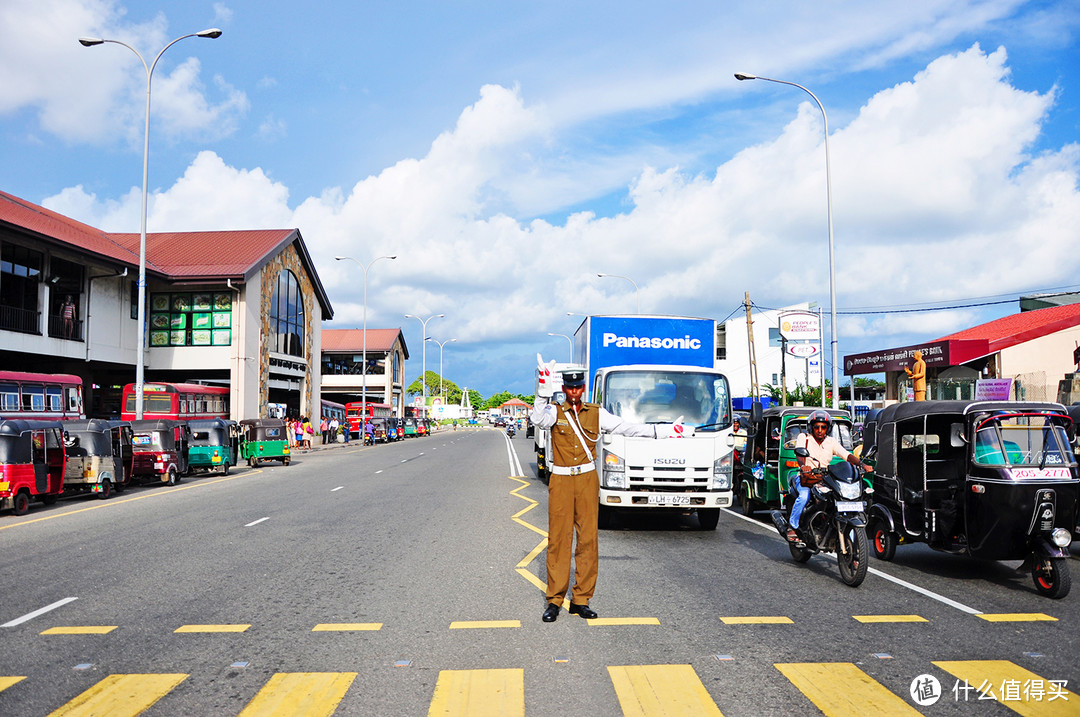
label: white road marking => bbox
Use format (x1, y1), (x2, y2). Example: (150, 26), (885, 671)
(2, 597), (78, 627)
(245, 517), (270, 527)
(331, 486), (344, 492)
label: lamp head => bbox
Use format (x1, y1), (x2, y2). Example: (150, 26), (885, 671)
(197, 28), (223, 38)
(79, 37), (104, 47)
(334, 256), (346, 261)
(734, 73), (757, 81)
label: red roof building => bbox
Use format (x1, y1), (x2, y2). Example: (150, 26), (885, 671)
(320, 328), (410, 416)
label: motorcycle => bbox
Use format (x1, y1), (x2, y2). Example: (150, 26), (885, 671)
(770, 447), (871, 587)
(506, 424), (516, 438)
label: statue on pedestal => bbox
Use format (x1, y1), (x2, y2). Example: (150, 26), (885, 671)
(904, 350), (927, 401)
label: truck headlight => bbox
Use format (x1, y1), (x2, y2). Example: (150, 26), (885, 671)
(711, 452), (732, 491)
(603, 451), (626, 489)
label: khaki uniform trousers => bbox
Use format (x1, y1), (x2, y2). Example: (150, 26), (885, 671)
(545, 468), (599, 605)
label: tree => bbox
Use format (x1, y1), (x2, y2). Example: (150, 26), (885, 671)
(405, 371), (460, 400)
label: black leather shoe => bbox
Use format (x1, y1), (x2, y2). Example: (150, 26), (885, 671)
(542, 603), (560, 622)
(568, 603), (598, 619)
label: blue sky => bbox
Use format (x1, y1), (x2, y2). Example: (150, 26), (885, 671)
(2, 0), (1079, 398)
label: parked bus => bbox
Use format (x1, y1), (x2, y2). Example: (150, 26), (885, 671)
(345, 401), (392, 437)
(0, 371), (84, 420)
(321, 398), (346, 425)
(121, 382), (229, 421)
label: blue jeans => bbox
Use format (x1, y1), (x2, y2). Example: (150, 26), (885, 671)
(789, 474), (811, 531)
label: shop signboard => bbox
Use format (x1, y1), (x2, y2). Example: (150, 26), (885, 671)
(779, 311), (820, 342)
(975, 378), (1013, 401)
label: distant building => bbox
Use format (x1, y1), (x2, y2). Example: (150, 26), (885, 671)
(320, 328), (409, 416)
(715, 302), (819, 398)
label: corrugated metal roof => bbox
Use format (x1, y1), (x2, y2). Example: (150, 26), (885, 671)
(935, 303), (1080, 353)
(321, 328), (408, 357)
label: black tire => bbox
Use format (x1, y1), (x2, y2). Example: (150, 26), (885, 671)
(598, 505), (614, 530)
(167, 467), (178, 486)
(739, 483), (757, 516)
(788, 541), (812, 562)
(1032, 556), (1071, 599)
(12, 490), (30, 516)
(837, 526), (869, 587)
(98, 480), (112, 500)
(283, 457), (290, 466)
(222, 463), (229, 476)
(697, 508), (720, 531)
(41, 494), (59, 506)
(869, 518), (896, 561)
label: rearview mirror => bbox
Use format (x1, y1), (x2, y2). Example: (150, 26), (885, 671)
(950, 423), (967, 447)
(793, 446), (810, 458)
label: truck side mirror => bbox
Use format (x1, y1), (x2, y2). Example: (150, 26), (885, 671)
(750, 401), (764, 424)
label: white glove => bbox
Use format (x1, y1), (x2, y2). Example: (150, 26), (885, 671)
(535, 353), (557, 399)
(656, 417), (694, 439)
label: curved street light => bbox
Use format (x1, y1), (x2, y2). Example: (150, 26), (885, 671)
(405, 313), (444, 402)
(547, 332), (573, 363)
(735, 72), (839, 409)
(426, 338), (457, 400)
(597, 273), (640, 314)
(335, 255), (396, 426)
(79, 28), (223, 419)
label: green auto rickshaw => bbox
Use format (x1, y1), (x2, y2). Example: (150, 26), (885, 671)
(738, 406), (855, 515)
(239, 418), (291, 467)
(188, 418), (239, 475)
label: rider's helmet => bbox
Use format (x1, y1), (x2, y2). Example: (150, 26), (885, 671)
(808, 409), (832, 432)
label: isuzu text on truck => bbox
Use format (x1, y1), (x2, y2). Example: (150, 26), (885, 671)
(540, 315), (735, 530)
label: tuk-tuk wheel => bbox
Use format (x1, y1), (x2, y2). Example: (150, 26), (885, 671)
(98, 480), (112, 500)
(739, 483), (757, 517)
(869, 519), (896, 561)
(1032, 557), (1071, 599)
(222, 463), (229, 476)
(283, 457), (290, 466)
(167, 467), (178, 486)
(41, 494), (58, 506)
(12, 490), (30, 516)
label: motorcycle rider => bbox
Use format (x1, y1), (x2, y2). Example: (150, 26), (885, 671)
(788, 410), (870, 542)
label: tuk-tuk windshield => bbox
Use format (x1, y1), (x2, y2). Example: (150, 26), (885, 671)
(783, 421), (854, 451)
(132, 432), (165, 451)
(601, 370), (730, 430)
(974, 414), (1076, 468)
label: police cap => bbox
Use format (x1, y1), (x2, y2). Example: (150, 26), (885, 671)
(561, 369), (586, 388)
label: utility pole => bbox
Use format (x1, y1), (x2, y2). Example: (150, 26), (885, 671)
(744, 292), (759, 401)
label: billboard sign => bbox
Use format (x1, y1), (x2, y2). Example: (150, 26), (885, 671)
(787, 342), (820, 358)
(779, 311), (820, 342)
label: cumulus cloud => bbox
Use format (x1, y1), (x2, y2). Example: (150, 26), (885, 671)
(44, 45), (1080, 392)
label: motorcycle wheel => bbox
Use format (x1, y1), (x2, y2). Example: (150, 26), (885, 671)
(837, 526), (869, 587)
(868, 518), (896, 561)
(788, 541), (812, 563)
(1032, 557), (1071, 599)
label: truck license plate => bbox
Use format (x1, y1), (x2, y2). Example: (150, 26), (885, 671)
(648, 495), (691, 506)
(836, 501), (864, 513)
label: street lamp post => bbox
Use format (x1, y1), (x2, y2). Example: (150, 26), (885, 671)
(335, 255), (396, 429)
(735, 72), (839, 409)
(597, 273), (640, 314)
(427, 338), (457, 400)
(80, 29), (222, 420)
(404, 313), (444, 404)
(547, 332), (573, 363)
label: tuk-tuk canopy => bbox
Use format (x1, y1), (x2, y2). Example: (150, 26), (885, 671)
(63, 418), (127, 456)
(0, 419), (64, 463)
(239, 417), (286, 440)
(188, 418), (237, 445)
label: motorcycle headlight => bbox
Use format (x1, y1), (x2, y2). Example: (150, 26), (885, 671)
(1052, 528), (1072, 548)
(837, 481), (862, 500)
(712, 452), (733, 490)
(603, 451), (626, 489)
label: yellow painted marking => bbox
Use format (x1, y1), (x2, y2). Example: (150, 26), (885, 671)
(775, 663), (921, 716)
(976, 613), (1058, 622)
(427, 668), (524, 717)
(719, 616), (793, 625)
(588, 617), (661, 626)
(508, 476), (547, 538)
(174, 624), (250, 633)
(608, 664), (723, 716)
(237, 672), (356, 716)
(516, 538), (547, 570)
(933, 660), (1077, 717)
(311, 623), (382, 631)
(449, 620), (521, 629)
(514, 567), (547, 592)
(41, 626), (118, 635)
(853, 615), (929, 623)
(0, 676), (26, 692)
(48, 673), (187, 717)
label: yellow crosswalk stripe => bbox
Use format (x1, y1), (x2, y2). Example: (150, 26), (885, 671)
(774, 663), (921, 716)
(975, 613), (1057, 622)
(41, 626), (118, 635)
(311, 623), (382, 631)
(47, 673), (187, 717)
(449, 620), (520, 629)
(588, 617), (661, 626)
(0, 676), (26, 693)
(933, 660), (1077, 717)
(853, 615), (928, 623)
(427, 668), (524, 717)
(719, 616), (792, 624)
(607, 664), (723, 716)
(237, 672), (357, 716)
(174, 624), (250, 633)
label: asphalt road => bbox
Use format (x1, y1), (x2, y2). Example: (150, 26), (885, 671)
(0, 427), (1077, 715)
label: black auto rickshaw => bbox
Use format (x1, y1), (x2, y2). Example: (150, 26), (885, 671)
(368, 417), (389, 444)
(188, 418), (239, 475)
(62, 419), (134, 499)
(131, 419), (191, 486)
(0, 419), (66, 515)
(864, 400), (1079, 598)
(239, 418), (290, 467)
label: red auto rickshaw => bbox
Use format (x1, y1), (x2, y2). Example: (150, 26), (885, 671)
(0, 419), (67, 515)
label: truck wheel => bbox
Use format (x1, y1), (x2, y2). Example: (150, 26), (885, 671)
(12, 490), (30, 516)
(697, 508), (720, 531)
(98, 480), (112, 500)
(167, 467), (178, 486)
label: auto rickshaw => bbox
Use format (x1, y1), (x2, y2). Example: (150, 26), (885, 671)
(62, 419), (134, 499)
(417, 418), (429, 437)
(737, 407), (856, 515)
(0, 419), (66, 515)
(386, 417), (402, 442)
(239, 418), (290, 467)
(368, 417), (389, 444)
(188, 418), (239, 475)
(131, 419), (191, 485)
(403, 417), (418, 437)
(864, 400), (1078, 598)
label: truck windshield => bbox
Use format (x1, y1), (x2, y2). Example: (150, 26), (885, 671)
(601, 370), (730, 430)
(973, 413), (1077, 468)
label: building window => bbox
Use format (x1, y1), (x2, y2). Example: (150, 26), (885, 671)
(716, 324), (727, 361)
(771, 373), (779, 386)
(1, 243), (43, 334)
(147, 291), (232, 347)
(270, 270), (305, 357)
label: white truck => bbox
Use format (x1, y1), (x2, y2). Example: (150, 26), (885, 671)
(540, 315), (735, 530)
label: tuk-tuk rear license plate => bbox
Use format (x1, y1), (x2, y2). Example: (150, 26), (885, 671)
(648, 495), (691, 505)
(836, 501), (865, 513)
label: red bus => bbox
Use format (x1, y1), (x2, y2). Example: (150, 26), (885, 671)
(0, 371), (84, 420)
(345, 402), (392, 436)
(121, 382), (229, 421)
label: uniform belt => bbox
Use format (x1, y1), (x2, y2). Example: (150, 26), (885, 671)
(549, 463), (595, 476)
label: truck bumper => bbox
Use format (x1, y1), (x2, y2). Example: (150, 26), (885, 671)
(599, 488), (732, 509)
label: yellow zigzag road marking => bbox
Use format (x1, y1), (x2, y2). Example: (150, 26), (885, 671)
(508, 475), (551, 601)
